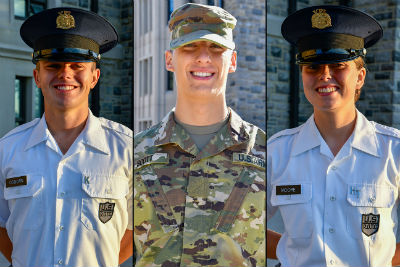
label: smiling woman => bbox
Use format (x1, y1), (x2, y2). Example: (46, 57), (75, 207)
(267, 4), (400, 267)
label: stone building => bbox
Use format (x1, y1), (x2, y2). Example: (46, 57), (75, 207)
(267, 0), (400, 138)
(133, 0), (265, 134)
(0, 0), (132, 138)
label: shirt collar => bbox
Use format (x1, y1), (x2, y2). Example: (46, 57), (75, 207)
(153, 108), (250, 156)
(24, 110), (110, 154)
(291, 110), (380, 158)
(291, 114), (321, 156)
(350, 110), (380, 157)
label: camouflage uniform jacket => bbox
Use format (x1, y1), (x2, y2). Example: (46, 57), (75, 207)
(134, 108), (266, 267)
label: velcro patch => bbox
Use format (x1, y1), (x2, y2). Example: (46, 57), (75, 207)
(135, 153), (168, 169)
(276, 185), (301, 195)
(6, 176), (27, 188)
(232, 153), (265, 170)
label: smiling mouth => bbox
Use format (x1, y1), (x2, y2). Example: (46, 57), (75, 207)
(191, 71), (214, 78)
(317, 87), (337, 93)
(54, 85), (77, 91)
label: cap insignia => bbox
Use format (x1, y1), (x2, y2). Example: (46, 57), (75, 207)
(311, 9), (332, 29)
(56, 11), (75, 30)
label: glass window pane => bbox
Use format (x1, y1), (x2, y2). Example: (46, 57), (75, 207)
(15, 79), (21, 122)
(30, 3), (45, 15)
(14, 0), (26, 18)
(34, 83), (43, 118)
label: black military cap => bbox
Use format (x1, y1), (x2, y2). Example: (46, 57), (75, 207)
(281, 5), (383, 64)
(20, 7), (118, 64)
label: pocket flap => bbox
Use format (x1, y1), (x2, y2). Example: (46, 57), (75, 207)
(82, 173), (129, 199)
(270, 182), (312, 206)
(347, 184), (395, 208)
(4, 174), (43, 200)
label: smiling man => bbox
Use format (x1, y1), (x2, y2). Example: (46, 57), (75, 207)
(0, 7), (132, 267)
(134, 3), (265, 267)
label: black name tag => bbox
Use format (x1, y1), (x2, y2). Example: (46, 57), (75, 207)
(6, 176), (27, 188)
(276, 185), (301, 195)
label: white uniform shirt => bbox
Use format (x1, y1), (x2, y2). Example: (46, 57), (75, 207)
(267, 110), (400, 267)
(0, 111), (133, 267)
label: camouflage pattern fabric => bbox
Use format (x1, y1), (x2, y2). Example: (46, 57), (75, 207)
(168, 3), (236, 50)
(134, 108), (266, 267)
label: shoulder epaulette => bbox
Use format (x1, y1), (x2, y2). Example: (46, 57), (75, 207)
(0, 118), (40, 141)
(372, 122), (400, 139)
(267, 124), (304, 145)
(98, 117), (133, 139)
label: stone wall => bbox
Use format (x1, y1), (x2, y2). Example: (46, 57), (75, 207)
(224, 0), (266, 130)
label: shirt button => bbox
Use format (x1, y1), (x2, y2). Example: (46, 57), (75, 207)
(330, 259), (335, 264)
(369, 196), (376, 203)
(59, 225), (64, 231)
(330, 196), (336, 201)
(58, 259), (63, 264)
(59, 192), (65, 197)
(331, 166), (337, 170)
(329, 228), (335, 233)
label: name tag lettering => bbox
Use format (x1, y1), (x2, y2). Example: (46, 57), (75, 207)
(276, 185), (301, 195)
(6, 176), (28, 188)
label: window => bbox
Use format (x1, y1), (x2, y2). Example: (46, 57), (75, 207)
(167, 0), (174, 23)
(15, 77), (26, 126)
(139, 120), (152, 131)
(15, 77), (44, 126)
(167, 71), (174, 91)
(207, 0), (223, 7)
(15, 0), (47, 19)
(139, 58), (152, 96)
(140, 0), (152, 35)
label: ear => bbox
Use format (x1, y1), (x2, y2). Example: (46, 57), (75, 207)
(90, 67), (100, 89)
(165, 50), (174, 72)
(33, 68), (41, 88)
(356, 67), (366, 90)
(228, 50), (237, 73)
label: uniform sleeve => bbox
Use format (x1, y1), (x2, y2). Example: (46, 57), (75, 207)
(267, 149), (278, 221)
(0, 168), (9, 228)
(126, 169), (133, 230)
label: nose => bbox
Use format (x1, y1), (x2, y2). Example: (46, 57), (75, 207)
(196, 46), (211, 64)
(320, 65), (332, 81)
(57, 64), (72, 79)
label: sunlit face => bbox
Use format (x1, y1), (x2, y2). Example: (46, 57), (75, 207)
(301, 60), (366, 114)
(165, 40), (237, 101)
(34, 61), (100, 113)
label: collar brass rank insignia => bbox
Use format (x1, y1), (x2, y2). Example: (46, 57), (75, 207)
(56, 11), (75, 30)
(311, 9), (332, 29)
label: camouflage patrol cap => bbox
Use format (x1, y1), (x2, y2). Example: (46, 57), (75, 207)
(168, 3), (236, 50)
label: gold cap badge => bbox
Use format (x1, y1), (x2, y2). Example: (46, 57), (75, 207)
(56, 11), (75, 30)
(311, 9), (332, 29)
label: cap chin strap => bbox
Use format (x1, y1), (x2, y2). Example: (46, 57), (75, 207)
(296, 48), (366, 64)
(32, 48), (101, 64)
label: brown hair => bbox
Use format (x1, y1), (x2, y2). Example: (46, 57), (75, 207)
(354, 56), (366, 102)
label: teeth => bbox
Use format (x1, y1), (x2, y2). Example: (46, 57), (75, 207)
(192, 72), (212, 77)
(56, 86), (75, 90)
(318, 87), (337, 93)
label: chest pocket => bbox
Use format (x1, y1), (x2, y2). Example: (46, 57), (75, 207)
(4, 174), (44, 230)
(81, 173), (129, 231)
(270, 182), (313, 238)
(346, 183), (395, 239)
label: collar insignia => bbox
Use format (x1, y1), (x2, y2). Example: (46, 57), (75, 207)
(311, 9), (332, 29)
(56, 11), (75, 30)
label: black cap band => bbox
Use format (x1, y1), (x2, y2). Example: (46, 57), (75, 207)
(298, 33), (364, 52)
(34, 34), (100, 54)
(32, 48), (101, 64)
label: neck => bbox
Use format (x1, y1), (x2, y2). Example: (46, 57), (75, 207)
(314, 108), (357, 156)
(175, 94), (228, 126)
(44, 108), (89, 154)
